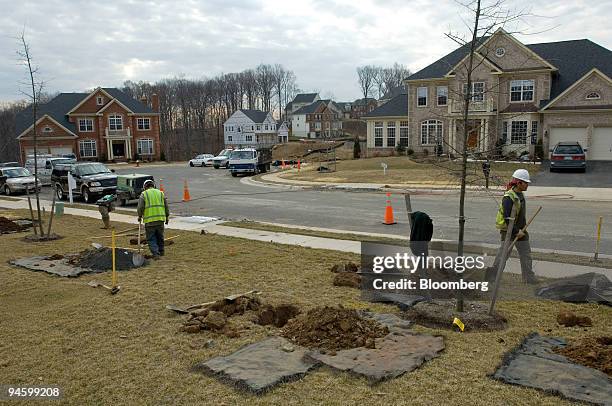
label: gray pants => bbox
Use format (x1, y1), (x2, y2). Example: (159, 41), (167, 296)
(98, 205), (111, 229)
(145, 223), (165, 256)
(491, 231), (534, 280)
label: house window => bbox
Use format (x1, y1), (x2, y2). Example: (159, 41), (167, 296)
(257, 125), (261, 131)
(237, 126), (241, 132)
(374, 122), (383, 147)
(108, 114), (123, 130)
(399, 121), (409, 146)
(78, 119), (94, 132)
(510, 121), (528, 144)
(495, 47), (506, 57)
(96, 96), (104, 105)
(586, 92), (601, 100)
(245, 134), (253, 142)
(228, 135), (233, 142)
(264, 124), (268, 130)
(464, 82), (485, 102)
(137, 138), (153, 155)
(417, 87), (427, 106)
(387, 122), (396, 147)
(421, 120), (443, 145)
(510, 80), (534, 102)
(437, 86), (448, 106)
(79, 139), (97, 158)
(42, 126), (53, 133)
(531, 121), (538, 144)
(137, 117), (151, 130)
(502, 121), (508, 144)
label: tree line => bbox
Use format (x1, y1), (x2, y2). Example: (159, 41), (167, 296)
(356, 63), (412, 100)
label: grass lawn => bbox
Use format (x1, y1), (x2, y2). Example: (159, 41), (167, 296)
(284, 156), (540, 187)
(221, 220), (612, 270)
(0, 209), (609, 405)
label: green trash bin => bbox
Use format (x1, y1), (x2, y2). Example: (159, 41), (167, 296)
(55, 202), (64, 217)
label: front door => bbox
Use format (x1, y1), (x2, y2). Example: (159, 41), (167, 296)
(467, 130), (478, 149)
(112, 141), (125, 158)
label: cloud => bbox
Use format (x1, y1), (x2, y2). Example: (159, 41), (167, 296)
(0, 0), (610, 102)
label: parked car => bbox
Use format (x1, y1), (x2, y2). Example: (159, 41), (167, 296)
(52, 162), (117, 203)
(0, 162), (21, 168)
(0, 167), (42, 195)
(25, 156), (76, 186)
(549, 142), (587, 172)
(115, 173), (155, 206)
(212, 149), (234, 169)
(229, 148), (272, 176)
(189, 154), (214, 167)
(272, 159), (298, 166)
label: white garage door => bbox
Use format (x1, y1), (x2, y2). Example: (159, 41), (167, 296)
(549, 127), (588, 157)
(50, 146), (73, 156)
(590, 127), (612, 160)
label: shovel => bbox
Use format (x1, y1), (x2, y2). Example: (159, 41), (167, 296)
(165, 289), (261, 314)
(132, 222), (145, 266)
(88, 280), (120, 295)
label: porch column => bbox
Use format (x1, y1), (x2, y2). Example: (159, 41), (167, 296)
(107, 139), (113, 160)
(126, 138), (132, 160)
(483, 119), (489, 153)
(449, 119), (455, 154)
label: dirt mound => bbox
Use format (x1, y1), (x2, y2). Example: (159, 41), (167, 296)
(333, 272), (361, 288)
(557, 311), (592, 327)
(67, 247), (145, 271)
(256, 304), (300, 327)
(330, 262), (359, 273)
(0, 217), (29, 234)
(181, 296), (262, 336)
(404, 300), (507, 331)
(555, 336), (612, 376)
(281, 306), (389, 351)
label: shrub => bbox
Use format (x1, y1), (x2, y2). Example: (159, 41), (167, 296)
(534, 138), (543, 160)
(422, 148), (429, 156)
(353, 137), (361, 159)
(395, 144), (406, 155)
(407, 148), (414, 156)
(160, 150), (166, 161)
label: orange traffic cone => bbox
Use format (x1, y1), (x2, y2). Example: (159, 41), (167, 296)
(159, 178), (165, 193)
(297, 159), (301, 172)
(383, 193), (396, 225)
(182, 179), (191, 202)
(281, 160), (286, 169)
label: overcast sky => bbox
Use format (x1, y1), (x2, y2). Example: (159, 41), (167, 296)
(1, 0), (611, 103)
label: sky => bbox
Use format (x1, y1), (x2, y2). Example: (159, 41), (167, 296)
(1, 0), (611, 103)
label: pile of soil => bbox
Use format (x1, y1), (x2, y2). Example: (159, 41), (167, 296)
(555, 336), (612, 376)
(557, 311), (592, 327)
(281, 306), (389, 351)
(333, 272), (361, 288)
(67, 247), (145, 271)
(404, 300), (507, 331)
(181, 296), (262, 336)
(0, 217), (29, 234)
(256, 304), (300, 327)
(330, 262), (359, 273)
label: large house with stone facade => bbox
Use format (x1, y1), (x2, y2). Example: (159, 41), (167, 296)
(16, 87), (161, 162)
(366, 29), (612, 159)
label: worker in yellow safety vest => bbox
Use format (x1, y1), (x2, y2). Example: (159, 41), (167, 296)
(486, 169), (537, 284)
(137, 180), (170, 259)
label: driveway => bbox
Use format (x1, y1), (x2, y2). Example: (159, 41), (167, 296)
(534, 160), (612, 187)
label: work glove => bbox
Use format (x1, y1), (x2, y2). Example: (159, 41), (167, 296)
(517, 230), (526, 240)
(138, 217), (142, 224)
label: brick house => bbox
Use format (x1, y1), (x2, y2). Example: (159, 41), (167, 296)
(291, 100), (343, 138)
(350, 97), (378, 119)
(16, 87), (161, 162)
(366, 29), (612, 159)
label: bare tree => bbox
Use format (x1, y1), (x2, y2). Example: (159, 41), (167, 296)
(17, 30), (45, 236)
(356, 65), (377, 100)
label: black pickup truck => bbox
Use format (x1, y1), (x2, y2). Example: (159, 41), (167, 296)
(52, 162), (117, 203)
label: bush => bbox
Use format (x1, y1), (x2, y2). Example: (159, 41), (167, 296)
(534, 138), (543, 160)
(422, 148), (429, 156)
(436, 144), (443, 156)
(353, 137), (361, 159)
(407, 148), (414, 156)
(160, 150), (166, 161)
(395, 144), (406, 155)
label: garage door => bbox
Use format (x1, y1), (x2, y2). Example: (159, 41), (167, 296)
(50, 146), (73, 156)
(549, 127), (588, 158)
(590, 127), (612, 160)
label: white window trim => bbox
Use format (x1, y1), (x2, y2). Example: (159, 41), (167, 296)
(374, 122), (384, 147)
(420, 120), (443, 146)
(586, 92), (601, 100)
(137, 117), (151, 131)
(510, 121), (528, 145)
(96, 96), (104, 106)
(137, 138), (154, 155)
(78, 118), (94, 132)
(79, 139), (97, 158)
(436, 86), (448, 106)
(509, 79), (535, 103)
(417, 87), (428, 107)
(108, 114), (123, 130)
(464, 82), (485, 102)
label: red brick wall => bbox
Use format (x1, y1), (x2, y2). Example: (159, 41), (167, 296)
(72, 90), (110, 114)
(19, 116), (77, 162)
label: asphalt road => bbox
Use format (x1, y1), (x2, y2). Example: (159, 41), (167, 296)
(36, 163), (612, 255)
(534, 161), (612, 187)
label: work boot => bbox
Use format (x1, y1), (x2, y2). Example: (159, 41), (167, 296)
(102, 218), (111, 229)
(484, 266), (497, 282)
(523, 274), (538, 284)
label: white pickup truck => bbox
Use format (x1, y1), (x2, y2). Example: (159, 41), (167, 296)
(228, 148), (272, 176)
(211, 149), (233, 169)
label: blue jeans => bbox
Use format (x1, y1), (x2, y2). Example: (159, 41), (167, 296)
(145, 223), (165, 256)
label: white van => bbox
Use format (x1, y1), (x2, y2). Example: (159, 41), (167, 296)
(25, 156), (75, 186)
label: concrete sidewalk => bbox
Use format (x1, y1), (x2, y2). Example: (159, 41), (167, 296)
(0, 198), (609, 280)
(258, 170), (612, 201)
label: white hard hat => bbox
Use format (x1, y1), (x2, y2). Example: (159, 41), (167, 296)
(143, 179), (155, 188)
(512, 169), (531, 183)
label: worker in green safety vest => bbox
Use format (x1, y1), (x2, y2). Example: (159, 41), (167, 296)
(487, 169), (537, 284)
(137, 179), (170, 259)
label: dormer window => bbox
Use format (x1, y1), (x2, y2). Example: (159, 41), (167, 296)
(43, 126), (53, 133)
(586, 92), (601, 100)
(96, 96), (104, 105)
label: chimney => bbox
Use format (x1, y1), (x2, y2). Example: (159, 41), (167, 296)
(140, 95), (148, 105)
(151, 93), (159, 112)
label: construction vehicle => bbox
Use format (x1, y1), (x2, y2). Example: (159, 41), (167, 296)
(115, 173), (155, 206)
(228, 147), (272, 176)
